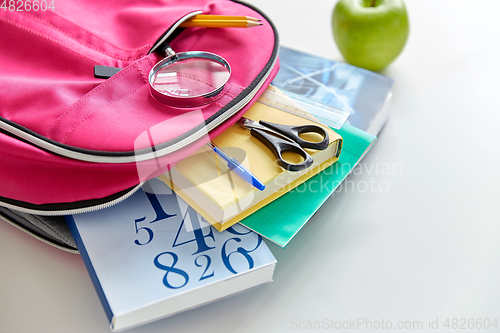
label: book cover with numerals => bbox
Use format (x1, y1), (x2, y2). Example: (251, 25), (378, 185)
(66, 178), (276, 332)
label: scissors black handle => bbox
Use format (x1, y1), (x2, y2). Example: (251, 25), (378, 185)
(250, 128), (314, 172)
(259, 120), (329, 150)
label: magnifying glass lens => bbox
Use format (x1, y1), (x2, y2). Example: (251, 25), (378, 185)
(151, 57), (230, 98)
(149, 51), (232, 108)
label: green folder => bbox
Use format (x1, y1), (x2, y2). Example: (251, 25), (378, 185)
(239, 124), (376, 247)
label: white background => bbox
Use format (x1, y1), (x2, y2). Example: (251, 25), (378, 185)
(1, 0), (500, 332)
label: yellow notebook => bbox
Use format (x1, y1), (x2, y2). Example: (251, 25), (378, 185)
(160, 98), (342, 231)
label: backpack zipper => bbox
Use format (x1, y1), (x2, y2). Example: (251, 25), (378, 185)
(0, 183), (143, 216)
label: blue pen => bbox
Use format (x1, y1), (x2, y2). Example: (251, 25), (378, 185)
(207, 143), (265, 191)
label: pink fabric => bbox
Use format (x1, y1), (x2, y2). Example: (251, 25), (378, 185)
(0, 0), (278, 206)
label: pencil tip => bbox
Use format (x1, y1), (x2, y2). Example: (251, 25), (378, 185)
(248, 22), (263, 27)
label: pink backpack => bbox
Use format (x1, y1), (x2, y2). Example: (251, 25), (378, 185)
(0, 0), (279, 214)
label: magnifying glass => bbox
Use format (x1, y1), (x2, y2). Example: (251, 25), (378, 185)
(149, 46), (231, 108)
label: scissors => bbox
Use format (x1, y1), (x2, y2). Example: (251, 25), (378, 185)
(236, 117), (329, 171)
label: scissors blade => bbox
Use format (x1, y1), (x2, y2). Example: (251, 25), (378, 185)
(237, 117), (296, 144)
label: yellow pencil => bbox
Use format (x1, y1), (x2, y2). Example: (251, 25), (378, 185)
(190, 14), (261, 22)
(180, 20), (262, 28)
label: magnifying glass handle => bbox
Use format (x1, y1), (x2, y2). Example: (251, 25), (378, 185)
(163, 46), (176, 58)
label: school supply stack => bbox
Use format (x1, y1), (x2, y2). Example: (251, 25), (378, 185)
(0, 2), (394, 331)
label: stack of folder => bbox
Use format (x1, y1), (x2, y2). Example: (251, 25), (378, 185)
(159, 46), (392, 247)
(67, 46), (394, 331)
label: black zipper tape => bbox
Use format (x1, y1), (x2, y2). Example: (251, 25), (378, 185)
(0, 185), (137, 214)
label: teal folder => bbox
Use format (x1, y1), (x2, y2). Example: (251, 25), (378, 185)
(240, 124), (376, 247)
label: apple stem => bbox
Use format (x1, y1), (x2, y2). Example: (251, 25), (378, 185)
(371, 0), (376, 6)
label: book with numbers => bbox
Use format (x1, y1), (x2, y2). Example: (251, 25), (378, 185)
(66, 178), (276, 332)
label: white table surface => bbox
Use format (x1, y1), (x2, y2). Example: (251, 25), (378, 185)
(2, 1), (500, 332)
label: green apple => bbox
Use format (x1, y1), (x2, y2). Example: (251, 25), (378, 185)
(332, 0), (409, 71)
